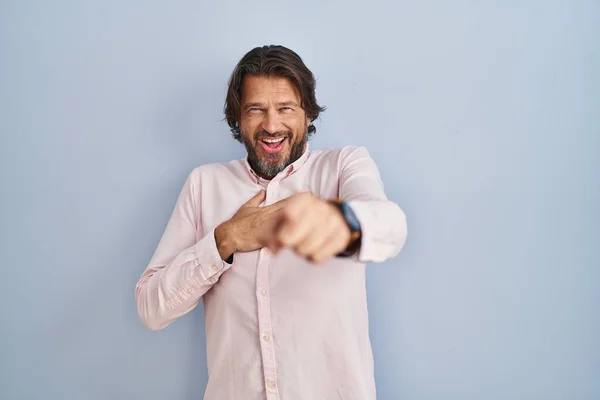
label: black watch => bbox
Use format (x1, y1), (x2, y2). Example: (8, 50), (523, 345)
(329, 199), (362, 257)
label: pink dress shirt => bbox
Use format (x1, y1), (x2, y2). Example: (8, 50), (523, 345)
(135, 145), (408, 400)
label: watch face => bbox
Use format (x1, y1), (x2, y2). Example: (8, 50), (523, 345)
(341, 202), (361, 232)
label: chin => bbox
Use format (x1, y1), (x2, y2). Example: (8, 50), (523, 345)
(262, 159), (285, 170)
(260, 148), (288, 160)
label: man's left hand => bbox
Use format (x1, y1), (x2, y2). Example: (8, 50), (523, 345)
(267, 192), (352, 263)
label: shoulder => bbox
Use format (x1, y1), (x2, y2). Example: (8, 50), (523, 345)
(309, 145), (373, 166)
(185, 159), (245, 186)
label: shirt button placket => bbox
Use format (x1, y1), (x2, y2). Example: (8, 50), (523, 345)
(256, 180), (280, 399)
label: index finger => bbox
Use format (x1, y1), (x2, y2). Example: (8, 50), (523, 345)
(263, 195), (294, 212)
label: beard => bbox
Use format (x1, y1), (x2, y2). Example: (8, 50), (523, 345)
(242, 128), (307, 180)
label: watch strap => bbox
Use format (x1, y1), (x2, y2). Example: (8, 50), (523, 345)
(328, 199), (362, 257)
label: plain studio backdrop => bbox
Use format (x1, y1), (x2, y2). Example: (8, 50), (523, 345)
(1, 1), (598, 399)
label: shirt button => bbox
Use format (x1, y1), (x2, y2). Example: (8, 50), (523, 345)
(262, 249), (269, 256)
(263, 334), (270, 342)
(266, 381), (276, 390)
(210, 264), (219, 271)
(186, 288), (192, 293)
(260, 289), (267, 296)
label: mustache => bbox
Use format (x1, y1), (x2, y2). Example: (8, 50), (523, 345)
(255, 130), (292, 140)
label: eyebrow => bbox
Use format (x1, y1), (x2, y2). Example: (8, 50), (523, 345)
(276, 101), (299, 107)
(243, 102), (265, 109)
(243, 101), (300, 109)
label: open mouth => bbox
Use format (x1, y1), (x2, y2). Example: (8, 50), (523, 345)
(259, 136), (287, 154)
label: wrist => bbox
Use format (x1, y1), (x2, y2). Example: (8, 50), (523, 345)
(215, 221), (237, 261)
(328, 199), (362, 257)
(343, 230), (361, 256)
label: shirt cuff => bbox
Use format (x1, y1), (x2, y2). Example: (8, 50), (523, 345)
(346, 200), (398, 263)
(192, 228), (234, 283)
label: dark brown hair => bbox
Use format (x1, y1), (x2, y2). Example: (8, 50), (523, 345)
(224, 45), (326, 141)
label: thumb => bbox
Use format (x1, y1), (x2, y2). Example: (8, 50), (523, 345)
(241, 190), (266, 208)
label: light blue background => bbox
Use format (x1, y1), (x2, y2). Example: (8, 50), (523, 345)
(1, 1), (598, 399)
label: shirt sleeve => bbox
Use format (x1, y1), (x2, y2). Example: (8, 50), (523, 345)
(339, 146), (408, 263)
(135, 168), (233, 331)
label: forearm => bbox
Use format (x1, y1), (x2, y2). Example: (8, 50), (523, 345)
(338, 145), (408, 263)
(135, 229), (232, 330)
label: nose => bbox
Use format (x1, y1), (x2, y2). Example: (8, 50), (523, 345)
(261, 109), (282, 134)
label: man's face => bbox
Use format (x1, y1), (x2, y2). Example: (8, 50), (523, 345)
(239, 75), (310, 179)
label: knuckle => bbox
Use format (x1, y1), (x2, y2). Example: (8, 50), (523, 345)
(278, 234), (290, 246)
(282, 207), (296, 222)
(314, 255), (328, 264)
(276, 227), (292, 245)
(295, 245), (309, 257)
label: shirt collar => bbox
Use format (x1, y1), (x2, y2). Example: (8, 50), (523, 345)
(244, 143), (310, 184)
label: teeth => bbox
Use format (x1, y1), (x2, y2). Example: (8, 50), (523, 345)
(263, 137), (285, 143)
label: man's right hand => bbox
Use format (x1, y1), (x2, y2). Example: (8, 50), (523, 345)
(214, 190), (285, 261)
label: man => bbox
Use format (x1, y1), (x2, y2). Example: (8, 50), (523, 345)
(135, 45), (408, 400)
